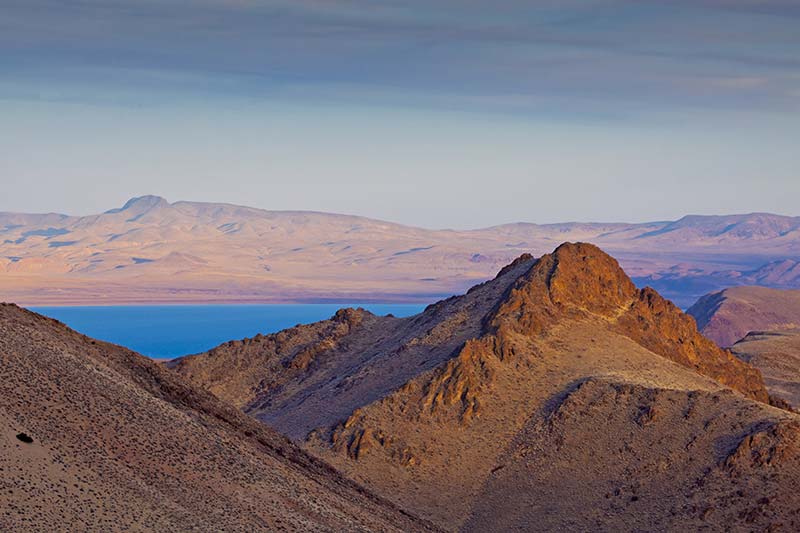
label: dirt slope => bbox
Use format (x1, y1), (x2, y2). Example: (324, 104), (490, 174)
(0, 303), (436, 532)
(687, 286), (800, 347)
(172, 243), (800, 531)
(732, 330), (800, 409)
(464, 378), (800, 531)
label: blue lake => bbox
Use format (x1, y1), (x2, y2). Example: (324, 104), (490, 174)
(30, 304), (427, 359)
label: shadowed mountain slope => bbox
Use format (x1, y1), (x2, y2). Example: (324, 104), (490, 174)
(172, 243), (800, 531)
(0, 304), (436, 532)
(688, 286), (800, 347)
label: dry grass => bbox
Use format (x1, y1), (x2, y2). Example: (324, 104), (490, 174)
(0, 303), (437, 532)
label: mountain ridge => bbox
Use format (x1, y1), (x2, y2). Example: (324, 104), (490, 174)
(171, 243), (799, 530)
(9, 196), (799, 233)
(2, 197), (800, 307)
(687, 285), (800, 409)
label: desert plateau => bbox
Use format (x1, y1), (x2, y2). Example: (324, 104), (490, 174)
(3, 197), (800, 308)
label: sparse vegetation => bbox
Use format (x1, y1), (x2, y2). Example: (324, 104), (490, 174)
(172, 244), (800, 531)
(0, 303), (435, 532)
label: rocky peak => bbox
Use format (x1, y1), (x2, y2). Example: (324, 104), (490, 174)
(106, 195), (170, 215)
(485, 242), (769, 402)
(490, 242), (638, 336)
(332, 307), (373, 327)
(541, 242), (637, 312)
(492, 252), (534, 279)
(124, 195), (169, 210)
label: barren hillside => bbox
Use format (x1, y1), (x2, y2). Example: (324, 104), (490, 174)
(0, 304), (436, 532)
(732, 330), (800, 409)
(688, 286), (800, 347)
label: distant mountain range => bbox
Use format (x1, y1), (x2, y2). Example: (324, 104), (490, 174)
(1, 195), (799, 306)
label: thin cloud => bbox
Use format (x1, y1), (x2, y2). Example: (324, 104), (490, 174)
(1, 0), (798, 116)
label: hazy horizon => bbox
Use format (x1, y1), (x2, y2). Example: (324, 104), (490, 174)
(1, 193), (799, 231)
(2, 1), (799, 227)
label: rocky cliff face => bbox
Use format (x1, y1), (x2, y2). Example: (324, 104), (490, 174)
(172, 243), (798, 531)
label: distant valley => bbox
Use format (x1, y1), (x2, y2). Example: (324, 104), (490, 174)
(1, 195), (799, 307)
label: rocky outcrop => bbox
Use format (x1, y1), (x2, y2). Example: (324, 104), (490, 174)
(488, 243), (768, 401)
(169, 307), (379, 407)
(617, 287), (768, 401)
(170, 243), (791, 531)
(723, 420), (800, 473)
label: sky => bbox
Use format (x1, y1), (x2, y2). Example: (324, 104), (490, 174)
(1, 0), (798, 229)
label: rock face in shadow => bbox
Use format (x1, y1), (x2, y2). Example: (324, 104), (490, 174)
(0, 304), (436, 532)
(172, 243), (800, 531)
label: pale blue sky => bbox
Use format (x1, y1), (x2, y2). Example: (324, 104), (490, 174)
(1, 1), (798, 228)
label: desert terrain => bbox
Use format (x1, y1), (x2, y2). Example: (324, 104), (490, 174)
(732, 330), (800, 409)
(5, 1), (798, 531)
(172, 243), (800, 531)
(686, 285), (800, 409)
(0, 303), (435, 532)
(688, 286), (800, 347)
(2, 196), (799, 307)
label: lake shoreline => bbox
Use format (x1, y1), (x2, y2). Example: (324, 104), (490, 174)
(29, 303), (428, 359)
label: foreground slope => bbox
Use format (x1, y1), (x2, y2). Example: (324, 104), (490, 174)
(688, 286), (800, 347)
(173, 243), (800, 530)
(0, 304), (435, 532)
(3, 196), (800, 306)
